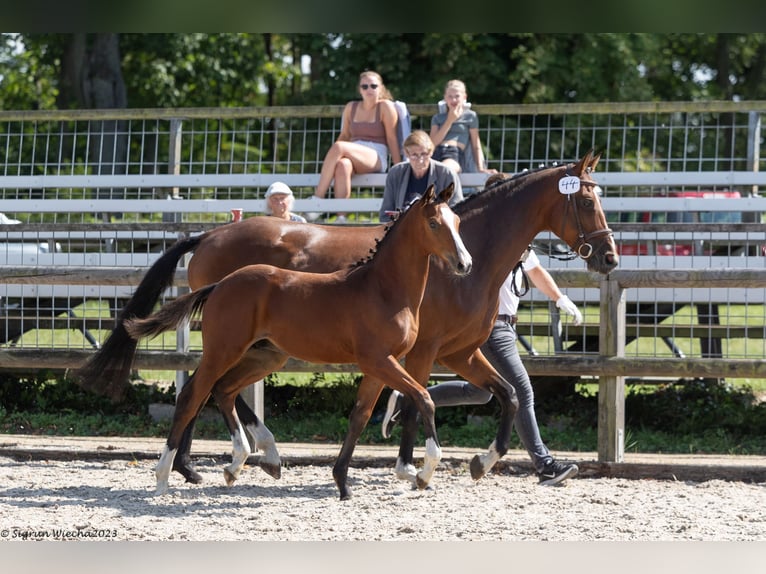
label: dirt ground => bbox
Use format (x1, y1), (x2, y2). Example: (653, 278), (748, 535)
(2, 447), (766, 542)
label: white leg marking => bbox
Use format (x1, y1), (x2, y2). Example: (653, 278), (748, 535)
(247, 422), (281, 468)
(394, 457), (417, 483)
(416, 437), (442, 489)
(224, 425), (250, 486)
(477, 440), (500, 475)
(155, 446), (177, 495)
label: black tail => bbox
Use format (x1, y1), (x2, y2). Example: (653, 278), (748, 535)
(73, 234), (202, 402)
(124, 283), (215, 341)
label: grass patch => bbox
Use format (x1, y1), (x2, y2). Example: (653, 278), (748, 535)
(1, 370), (766, 456)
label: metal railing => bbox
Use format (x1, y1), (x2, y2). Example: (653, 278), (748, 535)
(1, 101), (765, 462)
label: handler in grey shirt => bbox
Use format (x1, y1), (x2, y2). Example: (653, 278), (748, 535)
(379, 129), (463, 222)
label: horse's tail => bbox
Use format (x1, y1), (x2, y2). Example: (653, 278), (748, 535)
(73, 234), (203, 402)
(124, 283), (215, 341)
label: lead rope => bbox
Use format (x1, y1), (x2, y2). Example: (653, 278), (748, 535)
(510, 251), (530, 297)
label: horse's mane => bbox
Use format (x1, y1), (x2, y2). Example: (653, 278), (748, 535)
(349, 202), (412, 269)
(452, 163), (559, 217)
(349, 162), (567, 268)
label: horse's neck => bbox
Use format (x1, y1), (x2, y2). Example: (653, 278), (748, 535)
(365, 213), (431, 304)
(461, 179), (550, 292)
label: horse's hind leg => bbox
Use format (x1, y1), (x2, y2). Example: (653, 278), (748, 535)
(236, 394), (281, 480)
(212, 351), (288, 486)
(172, 347), (286, 483)
(233, 346), (288, 480)
(156, 373), (217, 495)
(171, 370), (206, 484)
(441, 349), (518, 480)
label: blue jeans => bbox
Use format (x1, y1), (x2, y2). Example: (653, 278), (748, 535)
(427, 319), (553, 472)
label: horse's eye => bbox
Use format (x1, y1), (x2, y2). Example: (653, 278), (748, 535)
(429, 220), (438, 229)
(582, 199), (594, 209)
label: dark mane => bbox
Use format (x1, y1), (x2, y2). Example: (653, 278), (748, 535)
(452, 163), (566, 217)
(349, 204), (409, 269)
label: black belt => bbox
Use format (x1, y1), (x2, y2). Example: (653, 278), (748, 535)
(497, 314), (517, 326)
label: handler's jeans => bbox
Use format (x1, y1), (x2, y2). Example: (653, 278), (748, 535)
(427, 318), (553, 473)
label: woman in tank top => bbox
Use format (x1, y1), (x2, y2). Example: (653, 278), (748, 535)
(309, 70), (401, 223)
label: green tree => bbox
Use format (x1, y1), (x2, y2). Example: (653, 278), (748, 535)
(3, 33), (766, 111)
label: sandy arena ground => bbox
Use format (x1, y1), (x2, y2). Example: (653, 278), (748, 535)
(2, 450), (766, 542)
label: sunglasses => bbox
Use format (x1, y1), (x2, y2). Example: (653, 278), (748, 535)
(360, 83), (379, 90)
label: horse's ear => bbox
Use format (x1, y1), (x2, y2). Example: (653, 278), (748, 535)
(422, 184), (436, 204)
(438, 183), (454, 205)
(573, 148), (596, 176)
(589, 151), (602, 172)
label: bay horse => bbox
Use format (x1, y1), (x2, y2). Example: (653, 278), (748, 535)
(78, 149), (618, 487)
(124, 186), (472, 499)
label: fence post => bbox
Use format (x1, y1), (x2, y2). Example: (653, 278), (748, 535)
(167, 118), (190, 397)
(597, 273), (626, 462)
(747, 110), (761, 201)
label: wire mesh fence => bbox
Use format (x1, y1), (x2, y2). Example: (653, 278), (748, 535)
(1, 102), (764, 368)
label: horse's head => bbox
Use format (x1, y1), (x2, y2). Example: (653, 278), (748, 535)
(554, 150), (619, 274)
(417, 184), (473, 276)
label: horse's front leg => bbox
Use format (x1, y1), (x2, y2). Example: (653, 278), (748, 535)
(440, 348), (518, 480)
(332, 375), (384, 500)
(373, 355), (441, 490)
(394, 396), (419, 483)
(393, 352), (439, 485)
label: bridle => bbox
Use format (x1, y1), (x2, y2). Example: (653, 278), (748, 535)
(560, 169), (613, 260)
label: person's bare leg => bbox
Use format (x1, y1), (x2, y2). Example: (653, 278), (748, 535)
(332, 158), (354, 222)
(316, 143), (343, 198)
(333, 158), (353, 200)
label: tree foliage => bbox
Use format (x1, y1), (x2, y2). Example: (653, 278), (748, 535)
(2, 33), (766, 111)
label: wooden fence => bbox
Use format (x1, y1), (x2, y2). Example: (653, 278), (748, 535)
(1, 101), (765, 462)
(1, 255), (764, 462)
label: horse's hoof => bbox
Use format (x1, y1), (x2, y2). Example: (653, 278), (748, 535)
(155, 483), (169, 496)
(259, 461), (281, 480)
(175, 466), (203, 484)
(394, 460), (417, 483)
(223, 468), (237, 486)
(470, 454), (487, 480)
(415, 474), (430, 490)
(339, 488), (352, 501)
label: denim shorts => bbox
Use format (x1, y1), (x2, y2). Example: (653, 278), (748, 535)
(433, 144), (463, 164)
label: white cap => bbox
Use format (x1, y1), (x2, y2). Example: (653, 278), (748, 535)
(265, 182), (293, 198)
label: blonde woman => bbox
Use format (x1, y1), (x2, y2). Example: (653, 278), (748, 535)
(430, 79), (497, 175)
(309, 70), (401, 222)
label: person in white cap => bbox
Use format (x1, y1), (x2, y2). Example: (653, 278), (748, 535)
(265, 182), (306, 223)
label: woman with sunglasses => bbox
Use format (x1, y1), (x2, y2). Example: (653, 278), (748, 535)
(310, 70), (402, 223)
(378, 130), (463, 222)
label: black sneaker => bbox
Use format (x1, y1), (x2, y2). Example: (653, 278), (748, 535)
(538, 460), (579, 486)
(381, 390), (403, 439)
